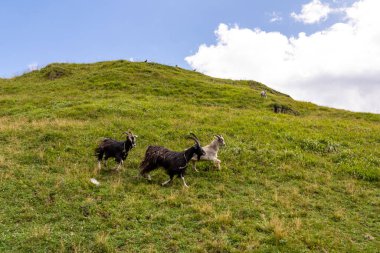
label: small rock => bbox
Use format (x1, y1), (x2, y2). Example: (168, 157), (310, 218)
(364, 233), (375, 240)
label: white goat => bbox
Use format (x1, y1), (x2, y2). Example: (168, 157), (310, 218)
(261, 90), (267, 98)
(191, 135), (226, 171)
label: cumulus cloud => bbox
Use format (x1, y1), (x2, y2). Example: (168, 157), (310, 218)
(185, 0), (380, 113)
(291, 0), (333, 24)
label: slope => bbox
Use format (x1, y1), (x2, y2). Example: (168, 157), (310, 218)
(0, 61), (379, 252)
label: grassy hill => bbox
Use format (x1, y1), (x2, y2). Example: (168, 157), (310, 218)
(0, 60), (379, 252)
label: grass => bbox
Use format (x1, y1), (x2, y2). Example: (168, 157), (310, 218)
(0, 60), (379, 252)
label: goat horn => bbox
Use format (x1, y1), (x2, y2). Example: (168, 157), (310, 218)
(189, 132), (199, 140)
(188, 135), (199, 144)
(188, 133), (200, 145)
(122, 131), (130, 137)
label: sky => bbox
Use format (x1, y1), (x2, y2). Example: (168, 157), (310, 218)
(1, 0), (379, 113)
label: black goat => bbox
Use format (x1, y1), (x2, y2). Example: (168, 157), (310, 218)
(95, 130), (137, 171)
(140, 133), (205, 187)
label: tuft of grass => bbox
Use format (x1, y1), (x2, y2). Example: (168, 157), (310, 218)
(192, 202), (214, 215)
(214, 210), (233, 227)
(30, 224), (51, 240)
(332, 208), (346, 222)
(94, 232), (114, 253)
(258, 214), (288, 243)
(270, 216), (287, 242)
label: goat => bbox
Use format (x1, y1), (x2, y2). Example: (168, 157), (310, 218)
(139, 133), (205, 187)
(191, 135), (226, 171)
(261, 90), (267, 98)
(95, 130), (137, 171)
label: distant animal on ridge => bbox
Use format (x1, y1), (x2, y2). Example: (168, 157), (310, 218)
(139, 133), (205, 187)
(95, 130), (137, 171)
(191, 135), (226, 171)
(261, 90), (267, 98)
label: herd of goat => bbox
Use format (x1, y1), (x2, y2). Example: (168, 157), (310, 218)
(94, 90), (267, 187)
(95, 131), (226, 187)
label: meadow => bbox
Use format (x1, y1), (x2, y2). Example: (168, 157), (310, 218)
(0, 61), (379, 252)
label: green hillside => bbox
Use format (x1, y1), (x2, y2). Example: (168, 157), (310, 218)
(0, 60), (379, 252)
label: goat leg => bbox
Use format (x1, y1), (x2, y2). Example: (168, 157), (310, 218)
(116, 160), (123, 171)
(161, 177), (173, 186)
(191, 160), (199, 172)
(214, 158), (221, 170)
(142, 173), (152, 181)
(162, 175), (174, 186)
(181, 176), (189, 188)
(113, 156), (123, 171)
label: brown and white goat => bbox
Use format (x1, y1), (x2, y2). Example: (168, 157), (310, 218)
(191, 135), (226, 171)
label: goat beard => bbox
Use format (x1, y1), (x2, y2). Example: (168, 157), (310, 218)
(197, 154), (202, 161)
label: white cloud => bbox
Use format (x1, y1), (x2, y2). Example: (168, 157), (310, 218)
(291, 0), (333, 24)
(185, 0), (380, 113)
(269, 12), (283, 23)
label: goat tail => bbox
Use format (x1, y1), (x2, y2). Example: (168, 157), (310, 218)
(94, 146), (102, 156)
(95, 138), (108, 159)
(95, 145), (104, 160)
(139, 146), (161, 175)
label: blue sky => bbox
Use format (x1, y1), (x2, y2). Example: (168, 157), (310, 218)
(1, 0), (378, 113)
(0, 0), (335, 77)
